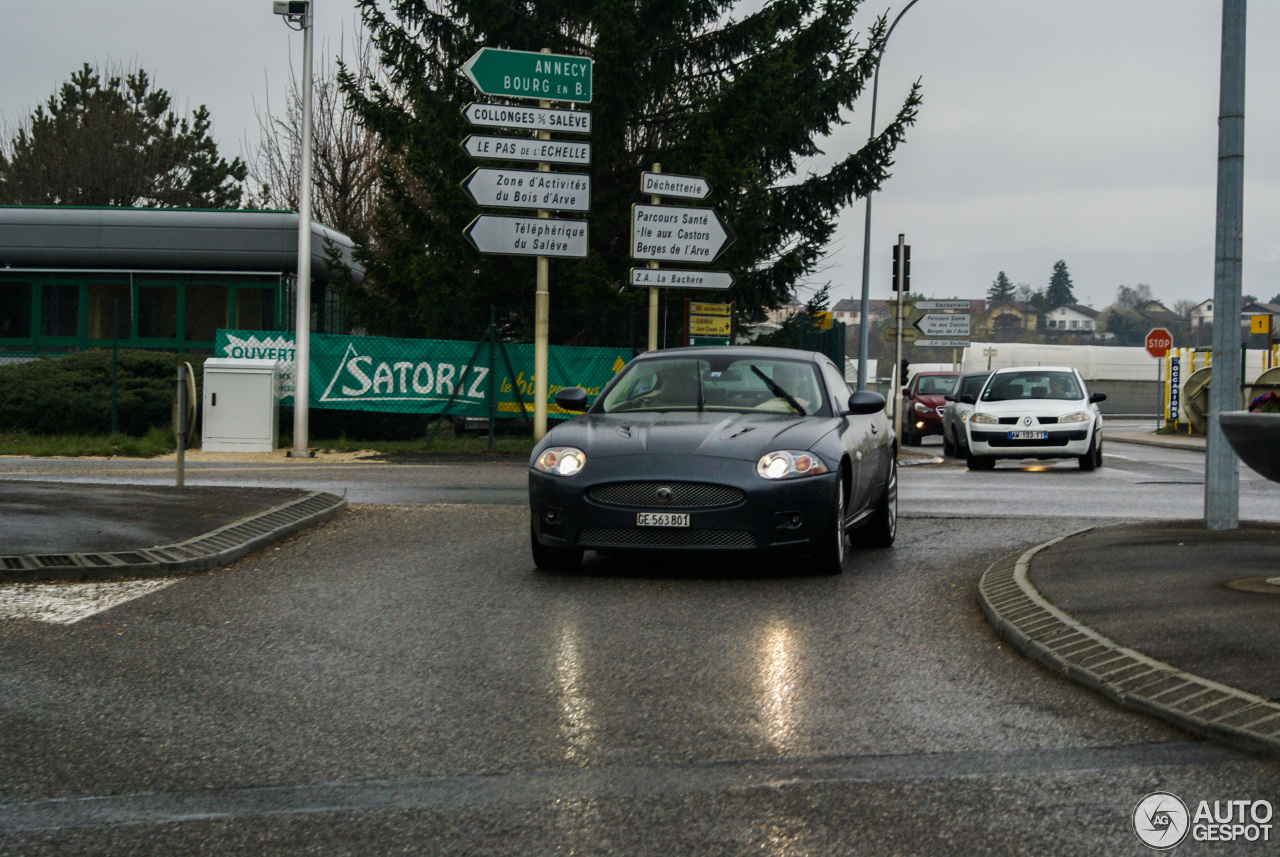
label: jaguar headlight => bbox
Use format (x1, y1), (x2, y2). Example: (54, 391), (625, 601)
(970, 412), (998, 425)
(757, 450), (830, 480)
(534, 447), (586, 476)
(1058, 411), (1091, 423)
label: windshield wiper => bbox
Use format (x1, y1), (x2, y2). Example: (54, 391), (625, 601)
(749, 365), (806, 415)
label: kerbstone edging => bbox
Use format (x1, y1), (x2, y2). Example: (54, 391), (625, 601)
(0, 491), (347, 583)
(978, 530), (1280, 759)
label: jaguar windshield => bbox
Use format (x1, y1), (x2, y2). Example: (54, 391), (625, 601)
(598, 356), (828, 415)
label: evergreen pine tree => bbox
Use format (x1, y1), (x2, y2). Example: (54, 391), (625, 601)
(0, 64), (246, 208)
(340, 0), (922, 342)
(986, 271), (1015, 306)
(1045, 260), (1076, 309)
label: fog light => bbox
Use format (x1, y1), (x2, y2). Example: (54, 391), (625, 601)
(914, 421), (925, 430)
(774, 511), (804, 530)
(542, 507), (562, 524)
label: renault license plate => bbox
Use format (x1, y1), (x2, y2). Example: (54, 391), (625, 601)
(637, 512), (689, 527)
(1009, 430), (1048, 440)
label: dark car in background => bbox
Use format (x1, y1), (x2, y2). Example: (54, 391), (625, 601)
(529, 346), (897, 575)
(940, 371), (991, 457)
(899, 371), (958, 446)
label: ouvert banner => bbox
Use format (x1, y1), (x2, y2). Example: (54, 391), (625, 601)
(215, 330), (629, 418)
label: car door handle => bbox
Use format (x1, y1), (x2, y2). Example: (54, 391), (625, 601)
(870, 424), (878, 434)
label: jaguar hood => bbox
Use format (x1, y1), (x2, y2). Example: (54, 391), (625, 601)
(538, 411), (841, 462)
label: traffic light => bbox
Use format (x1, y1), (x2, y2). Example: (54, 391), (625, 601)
(891, 243), (911, 292)
(900, 359), (910, 386)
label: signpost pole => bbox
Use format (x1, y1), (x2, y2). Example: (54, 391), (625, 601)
(533, 71), (552, 442)
(648, 163), (661, 351)
(529, 48), (555, 442)
(893, 234), (905, 445)
(1206, 0), (1245, 530)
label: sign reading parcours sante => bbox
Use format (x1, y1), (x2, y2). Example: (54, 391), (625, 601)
(628, 268), (733, 289)
(631, 204), (735, 262)
(462, 103), (591, 134)
(462, 48), (592, 103)
(215, 330), (627, 418)
(464, 215), (589, 258)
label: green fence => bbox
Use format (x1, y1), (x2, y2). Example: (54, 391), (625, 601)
(216, 329), (630, 420)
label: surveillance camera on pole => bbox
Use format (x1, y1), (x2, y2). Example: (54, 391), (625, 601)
(273, 1), (309, 21)
(274, 0), (315, 457)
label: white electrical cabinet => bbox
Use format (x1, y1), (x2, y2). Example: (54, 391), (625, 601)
(202, 358), (281, 452)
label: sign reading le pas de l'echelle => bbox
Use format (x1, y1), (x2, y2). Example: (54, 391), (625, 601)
(216, 330), (628, 418)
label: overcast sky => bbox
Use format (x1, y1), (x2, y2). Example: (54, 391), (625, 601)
(3, 1), (1278, 310)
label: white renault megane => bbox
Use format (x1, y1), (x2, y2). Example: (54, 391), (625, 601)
(960, 366), (1106, 471)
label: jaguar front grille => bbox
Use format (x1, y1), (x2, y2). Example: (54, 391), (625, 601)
(588, 482), (744, 509)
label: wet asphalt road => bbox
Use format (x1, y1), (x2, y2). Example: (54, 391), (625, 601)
(0, 445), (1279, 854)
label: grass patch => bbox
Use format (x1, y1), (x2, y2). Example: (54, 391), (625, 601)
(0, 429), (176, 458)
(0, 430), (535, 459)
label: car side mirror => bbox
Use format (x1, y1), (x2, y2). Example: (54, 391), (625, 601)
(943, 393), (955, 402)
(1089, 392), (1107, 404)
(554, 386), (590, 412)
(960, 394), (976, 405)
(900, 386), (910, 396)
(846, 390), (886, 416)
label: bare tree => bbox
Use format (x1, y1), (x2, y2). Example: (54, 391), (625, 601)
(246, 21), (382, 240)
(1114, 283), (1153, 309)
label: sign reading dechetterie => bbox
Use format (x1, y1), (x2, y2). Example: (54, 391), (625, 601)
(216, 330), (627, 418)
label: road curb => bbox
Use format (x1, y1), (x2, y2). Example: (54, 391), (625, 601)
(978, 531), (1280, 760)
(0, 491), (347, 583)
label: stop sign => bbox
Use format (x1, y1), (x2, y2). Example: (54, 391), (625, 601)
(1145, 327), (1173, 358)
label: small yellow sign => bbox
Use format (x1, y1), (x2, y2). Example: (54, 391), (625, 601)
(690, 315), (732, 336)
(884, 327), (918, 343)
(813, 311), (832, 330)
(690, 302), (731, 316)
(1251, 314), (1273, 334)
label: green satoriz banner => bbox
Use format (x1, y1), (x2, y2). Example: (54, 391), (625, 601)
(215, 330), (630, 418)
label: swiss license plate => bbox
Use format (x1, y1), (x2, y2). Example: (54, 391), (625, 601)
(1009, 430), (1048, 440)
(636, 512), (690, 527)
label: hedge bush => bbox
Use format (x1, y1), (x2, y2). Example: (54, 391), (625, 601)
(0, 350), (202, 437)
(0, 351), (441, 441)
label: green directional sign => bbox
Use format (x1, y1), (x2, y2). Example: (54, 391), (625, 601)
(462, 48), (593, 103)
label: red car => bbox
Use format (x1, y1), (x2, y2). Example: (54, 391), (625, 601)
(899, 371), (959, 446)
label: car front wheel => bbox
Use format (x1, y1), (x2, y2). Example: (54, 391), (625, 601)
(1078, 430), (1102, 471)
(811, 473), (846, 575)
(855, 456), (897, 549)
(966, 452), (995, 471)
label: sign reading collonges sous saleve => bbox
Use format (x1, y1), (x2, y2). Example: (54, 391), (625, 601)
(216, 330), (627, 418)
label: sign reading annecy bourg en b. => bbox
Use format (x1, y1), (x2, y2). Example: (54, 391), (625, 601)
(216, 330), (627, 417)
(462, 48), (593, 103)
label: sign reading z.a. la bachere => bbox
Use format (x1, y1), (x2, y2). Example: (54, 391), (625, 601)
(216, 330), (627, 418)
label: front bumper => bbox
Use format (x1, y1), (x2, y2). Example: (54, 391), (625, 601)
(966, 422), (1093, 458)
(529, 454), (837, 555)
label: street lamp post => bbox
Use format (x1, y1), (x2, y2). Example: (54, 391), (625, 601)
(857, 0), (921, 391)
(275, 0), (316, 458)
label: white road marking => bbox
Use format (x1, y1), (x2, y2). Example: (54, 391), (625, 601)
(0, 579), (179, 625)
